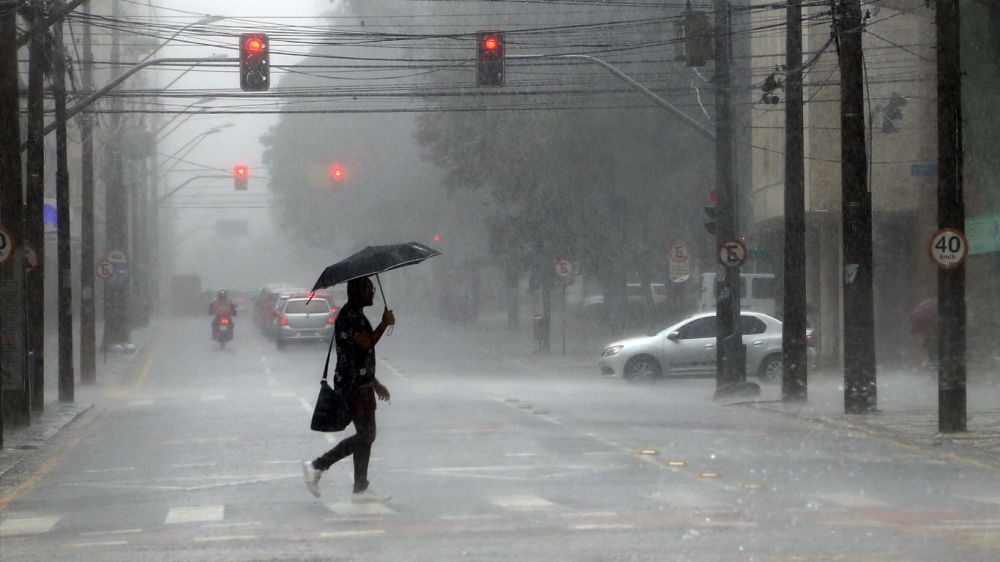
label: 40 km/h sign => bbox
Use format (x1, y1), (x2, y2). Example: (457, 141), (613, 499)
(928, 228), (968, 269)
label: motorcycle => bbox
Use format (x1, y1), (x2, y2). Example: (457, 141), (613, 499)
(214, 315), (234, 348)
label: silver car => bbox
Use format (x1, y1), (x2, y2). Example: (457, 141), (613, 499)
(599, 311), (800, 383)
(275, 297), (335, 350)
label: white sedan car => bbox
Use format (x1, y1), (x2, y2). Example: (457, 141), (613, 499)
(599, 311), (810, 383)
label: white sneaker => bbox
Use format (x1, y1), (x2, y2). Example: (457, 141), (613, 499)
(302, 461), (322, 498)
(351, 489), (390, 504)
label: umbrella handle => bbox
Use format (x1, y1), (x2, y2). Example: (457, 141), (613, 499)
(376, 274), (393, 337)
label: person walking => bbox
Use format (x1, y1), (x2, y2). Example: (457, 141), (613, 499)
(303, 276), (394, 502)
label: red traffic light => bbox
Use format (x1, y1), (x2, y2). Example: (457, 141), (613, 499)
(244, 36), (264, 54)
(235, 164), (248, 177)
(431, 234), (442, 242)
(330, 164), (344, 181)
(482, 35), (499, 51)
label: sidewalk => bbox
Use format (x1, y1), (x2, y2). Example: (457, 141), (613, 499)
(0, 324), (156, 480)
(454, 310), (1000, 470)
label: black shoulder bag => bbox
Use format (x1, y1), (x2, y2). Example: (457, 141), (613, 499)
(309, 335), (353, 432)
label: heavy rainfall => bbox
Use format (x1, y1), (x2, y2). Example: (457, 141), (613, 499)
(0, 0), (998, 561)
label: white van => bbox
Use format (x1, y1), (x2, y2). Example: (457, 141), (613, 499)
(699, 273), (778, 316)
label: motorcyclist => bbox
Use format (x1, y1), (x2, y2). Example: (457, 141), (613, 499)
(208, 290), (238, 340)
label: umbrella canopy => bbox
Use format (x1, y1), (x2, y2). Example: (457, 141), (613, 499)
(310, 242), (441, 301)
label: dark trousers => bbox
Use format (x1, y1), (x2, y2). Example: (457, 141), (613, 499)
(313, 385), (376, 493)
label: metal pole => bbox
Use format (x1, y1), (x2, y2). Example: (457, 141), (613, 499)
(104, 0), (129, 347)
(25, 0), (46, 413)
(79, 0), (96, 384)
(713, 0), (746, 397)
(52, 3), (74, 402)
(835, 0), (877, 413)
(936, 0), (966, 432)
(0, 0), (31, 433)
(782, 0), (808, 401)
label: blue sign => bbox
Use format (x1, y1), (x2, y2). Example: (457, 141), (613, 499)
(910, 163), (938, 177)
(43, 202), (57, 234)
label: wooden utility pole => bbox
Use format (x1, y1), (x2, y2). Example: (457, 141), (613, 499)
(1, 0), (31, 438)
(25, 0), (47, 413)
(79, 0), (96, 384)
(782, 0), (807, 401)
(835, 0), (877, 413)
(52, 1), (73, 402)
(936, 0), (966, 433)
(713, 0), (746, 396)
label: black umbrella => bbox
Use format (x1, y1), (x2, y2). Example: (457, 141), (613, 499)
(309, 242), (441, 307)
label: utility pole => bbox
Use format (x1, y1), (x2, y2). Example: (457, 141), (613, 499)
(782, 0), (807, 401)
(834, 0), (877, 413)
(52, 0), (73, 402)
(104, 0), (130, 348)
(25, 0), (47, 413)
(79, 0), (95, 384)
(1, 0), (31, 437)
(713, 0), (746, 396)
(936, 0), (966, 432)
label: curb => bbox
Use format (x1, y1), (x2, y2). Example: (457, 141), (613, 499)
(739, 401), (1000, 473)
(0, 402), (94, 480)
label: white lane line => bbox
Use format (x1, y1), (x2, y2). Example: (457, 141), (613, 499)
(813, 493), (890, 508)
(126, 400), (154, 407)
(68, 540), (128, 547)
(326, 502), (394, 515)
(298, 397), (336, 443)
(165, 505), (225, 524)
(570, 523), (635, 531)
(172, 462), (217, 469)
(505, 452), (538, 457)
(202, 521), (262, 529)
(920, 519), (1000, 531)
(193, 534), (259, 543)
(79, 529), (143, 537)
(261, 459), (301, 465)
(319, 529), (386, 538)
(956, 495), (1000, 506)
(0, 516), (61, 535)
(491, 495), (554, 511)
(82, 467), (135, 474)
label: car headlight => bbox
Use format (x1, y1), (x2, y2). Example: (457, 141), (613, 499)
(602, 345), (624, 358)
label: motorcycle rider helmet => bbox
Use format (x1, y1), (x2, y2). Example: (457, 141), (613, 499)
(217, 290), (228, 300)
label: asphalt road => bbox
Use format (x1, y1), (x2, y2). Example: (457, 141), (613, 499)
(2, 314), (999, 561)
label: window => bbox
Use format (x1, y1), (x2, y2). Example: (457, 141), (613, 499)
(679, 317), (716, 339)
(740, 315), (768, 335)
(284, 299), (331, 314)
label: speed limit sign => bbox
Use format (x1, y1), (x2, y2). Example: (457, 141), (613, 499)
(928, 228), (968, 269)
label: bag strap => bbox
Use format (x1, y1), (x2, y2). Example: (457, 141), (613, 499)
(322, 332), (336, 381)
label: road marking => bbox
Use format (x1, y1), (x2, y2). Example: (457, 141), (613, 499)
(376, 356), (409, 381)
(504, 452), (538, 457)
(813, 493), (889, 508)
(0, 516), (60, 535)
(79, 528), (143, 536)
(126, 400), (154, 407)
(68, 540), (128, 548)
(319, 529), (385, 538)
(172, 462), (217, 468)
(327, 502), (394, 515)
(956, 495), (1000, 506)
(165, 505), (225, 524)
(193, 534), (258, 543)
(0, 410), (110, 511)
(297, 397), (313, 413)
(491, 495), (554, 511)
(199, 395), (226, 402)
(82, 467), (135, 474)
(570, 523), (634, 530)
(202, 521), (262, 529)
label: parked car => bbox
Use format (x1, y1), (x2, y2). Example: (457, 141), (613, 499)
(274, 295), (336, 350)
(598, 311), (815, 383)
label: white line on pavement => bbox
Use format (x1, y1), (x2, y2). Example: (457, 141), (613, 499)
(68, 540), (128, 547)
(79, 529), (143, 537)
(0, 516), (60, 535)
(165, 505), (225, 524)
(192, 534), (259, 543)
(82, 467), (135, 474)
(319, 529), (386, 538)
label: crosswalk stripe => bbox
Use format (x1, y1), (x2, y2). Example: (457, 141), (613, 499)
(0, 516), (60, 536)
(165, 505), (225, 524)
(491, 495), (554, 511)
(326, 502), (395, 515)
(319, 529), (386, 538)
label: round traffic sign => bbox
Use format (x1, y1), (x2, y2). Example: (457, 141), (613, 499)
(108, 249), (128, 263)
(0, 227), (13, 266)
(669, 241), (691, 264)
(717, 240), (747, 267)
(928, 228), (968, 269)
(96, 260), (114, 280)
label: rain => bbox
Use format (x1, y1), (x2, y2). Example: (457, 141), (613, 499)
(0, 0), (998, 561)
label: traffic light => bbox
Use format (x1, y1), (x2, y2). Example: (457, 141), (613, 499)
(239, 33), (270, 91)
(703, 205), (716, 235)
(234, 164), (248, 191)
(329, 163), (345, 184)
(477, 31), (504, 86)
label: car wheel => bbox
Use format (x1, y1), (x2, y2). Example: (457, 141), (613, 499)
(623, 355), (661, 384)
(758, 353), (782, 383)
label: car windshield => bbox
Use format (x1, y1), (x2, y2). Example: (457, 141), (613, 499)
(283, 299), (330, 314)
